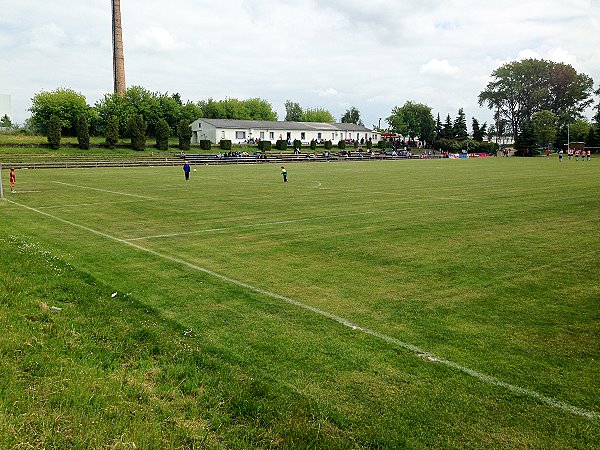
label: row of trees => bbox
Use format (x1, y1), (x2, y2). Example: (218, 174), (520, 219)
(28, 87), (363, 141)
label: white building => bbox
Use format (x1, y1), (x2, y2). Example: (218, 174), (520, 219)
(190, 119), (381, 145)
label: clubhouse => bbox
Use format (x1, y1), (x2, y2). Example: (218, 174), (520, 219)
(190, 118), (381, 145)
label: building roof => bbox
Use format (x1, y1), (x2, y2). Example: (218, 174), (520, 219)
(195, 118), (375, 132)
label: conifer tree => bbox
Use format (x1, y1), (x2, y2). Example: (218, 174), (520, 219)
(76, 115), (90, 149)
(128, 114), (147, 151)
(105, 115), (119, 149)
(155, 118), (170, 151)
(47, 114), (62, 150)
(177, 119), (192, 151)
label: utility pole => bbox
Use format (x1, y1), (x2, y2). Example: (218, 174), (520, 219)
(112, 0), (127, 95)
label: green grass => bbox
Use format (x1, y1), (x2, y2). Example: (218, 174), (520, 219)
(1, 157), (599, 448)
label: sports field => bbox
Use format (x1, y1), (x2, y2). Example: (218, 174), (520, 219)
(1, 157), (599, 448)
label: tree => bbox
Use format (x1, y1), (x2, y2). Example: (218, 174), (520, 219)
(105, 115), (119, 149)
(0, 114), (12, 127)
(128, 114), (147, 151)
(284, 100), (303, 121)
(434, 113), (442, 141)
(479, 59), (594, 142)
(569, 119), (591, 142)
(177, 119), (192, 151)
(198, 97), (277, 121)
(76, 115), (90, 150)
(301, 107), (334, 123)
(531, 110), (558, 149)
(340, 106), (363, 125)
(386, 101), (435, 144)
(514, 121), (536, 156)
(472, 118), (487, 142)
(586, 124), (600, 148)
(155, 118), (170, 150)
(453, 108), (468, 141)
(442, 114), (454, 139)
(30, 88), (91, 135)
(46, 114), (62, 150)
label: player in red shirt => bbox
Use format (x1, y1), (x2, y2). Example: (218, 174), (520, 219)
(9, 167), (15, 193)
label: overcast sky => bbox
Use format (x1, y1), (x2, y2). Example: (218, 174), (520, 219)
(1, 0), (599, 129)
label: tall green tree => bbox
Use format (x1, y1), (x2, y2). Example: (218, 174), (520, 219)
(155, 118), (170, 150)
(284, 100), (303, 121)
(434, 113), (443, 141)
(30, 88), (91, 135)
(46, 114), (62, 150)
(514, 121), (536, 155)
(453, 108), (468, 141)
(128, 114), (147, 151)
(177, 119), (192, 151)
(442, 114), (454, 139)
(472, 118), (487, 141)
(301, 108), (335, 123)
(531, 110), (558, 149)
(387, 101), (435, 143)
(76, 115), (90, 150)
(479, 58), (594, 142)
(105, 115), (119, 149)
(340, 107), (363, 125)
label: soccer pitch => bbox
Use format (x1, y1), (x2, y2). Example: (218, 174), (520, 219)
(1, 158), (599, 447)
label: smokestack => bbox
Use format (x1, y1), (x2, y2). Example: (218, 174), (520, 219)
(112, 0), (126, 95)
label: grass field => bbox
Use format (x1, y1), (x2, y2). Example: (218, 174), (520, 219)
(1, 157), (599, 448)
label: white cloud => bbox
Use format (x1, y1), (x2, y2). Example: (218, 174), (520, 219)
(133, 27), (182, 52)
(27, 22), (66, 51)
(420, 59), (460, 76)
(547, 48), (578, 66)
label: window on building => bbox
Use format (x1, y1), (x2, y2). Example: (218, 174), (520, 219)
(235, 131), (246, 139)
(301, 132), (306, 140)
(286, 132), (291, 140)
(260, 132), (265, 139)
(221, 131), (225, 139)
(317, 132), (322, 139)
(269, 132), (274, 139)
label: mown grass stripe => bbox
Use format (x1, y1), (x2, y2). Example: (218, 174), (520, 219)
(7, 198), (600, 422)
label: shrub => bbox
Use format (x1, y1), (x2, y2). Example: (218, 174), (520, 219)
(199, 140), (212, 151)
(105, 115), (119, 149)
(76, 115), (90, 150)
(354, 140), (359, 149)
(46, 114), (61, 150)
(310, 139), (316, 150)
(293, 139), (302, 150)
(219, 139), (232, 151)
(155, 118), (170, 151)
(323, 140), (333, 150)
(128, 114), (147, 151)
(377, 140), (392, 149)
(177, 119), (192, 151)
(366, 139), (372, 149)
(275, 140), (287, 151)
(337, 140), (346, 149)
(258, 140), (271, 151)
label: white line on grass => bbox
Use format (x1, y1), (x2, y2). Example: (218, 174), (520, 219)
(52, 181), (158, 200)
(38, 199), (154, 210)
(7, 198), (600, 422)
(126, 208), (406, 241)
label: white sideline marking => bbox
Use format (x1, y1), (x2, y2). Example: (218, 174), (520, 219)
(127, 208), (406, 241)
(52, 181), (157, 200)
(39, 199), (153, 210)
(7, 198), (600, 422)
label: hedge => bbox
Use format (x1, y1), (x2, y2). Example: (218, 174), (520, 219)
(258, 140), (271, 151)
(199, 140), (212, 151)
(275, 140), (287, 151)
(219, 139), (232, 150)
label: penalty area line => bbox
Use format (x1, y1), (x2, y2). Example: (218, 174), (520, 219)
(7, 198), (600, 422)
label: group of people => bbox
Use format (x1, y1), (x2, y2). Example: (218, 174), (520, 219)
(557, 148), (592, 162)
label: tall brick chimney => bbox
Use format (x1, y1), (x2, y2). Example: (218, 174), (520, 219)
(112, 0), (126, 95)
